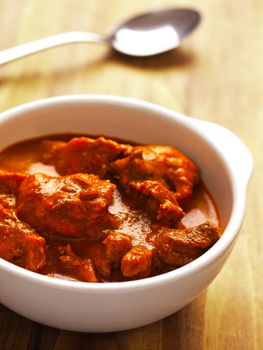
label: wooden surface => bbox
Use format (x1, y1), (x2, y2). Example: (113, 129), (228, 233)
(0, 0), (262, 349)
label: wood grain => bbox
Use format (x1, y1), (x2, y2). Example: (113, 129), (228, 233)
(0, 0), (262, 349)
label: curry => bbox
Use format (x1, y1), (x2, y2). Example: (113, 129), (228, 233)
(0, 134), (221, 282)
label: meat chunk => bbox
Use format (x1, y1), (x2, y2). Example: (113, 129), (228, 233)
(0, 169), (27, 193)
(111, 145), (199, 204)
(128, 180), (185, 224)
(156, 221), (221, 267)
(121, 246), (153, 279)
(16, 173), (118, 239)
(81, 242), (111, 277)
(0, 170), (27, 208)
(42, 136), (129, 178)
(59, 244), (98, 282)
(0, 204), (46, 271)
(103, 231), (133, 267)
(59, 242), (112, 281)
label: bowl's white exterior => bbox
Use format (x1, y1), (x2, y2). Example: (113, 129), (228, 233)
(0, 95), (253, 332)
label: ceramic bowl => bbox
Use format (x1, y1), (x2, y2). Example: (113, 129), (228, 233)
(0, 95), (253, 332)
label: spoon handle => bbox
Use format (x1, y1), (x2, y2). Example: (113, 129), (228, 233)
(0, 32), (108, 65)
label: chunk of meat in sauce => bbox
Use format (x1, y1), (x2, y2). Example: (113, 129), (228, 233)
(103, 231), (133, 267)
(0, 170), (27, 209)
(156, 221), (221, 267)
(58, 242), (112, 281)
(121, 246), (153, 279)
(59, 244), (98, 282)
(111, 145), (199, 205)
(80, 242), (111, 277)
(128, 180), (185, 224)
(16, 173), (118, 239)
(0, 204), (46, 271)
(42, 136), (129, 178)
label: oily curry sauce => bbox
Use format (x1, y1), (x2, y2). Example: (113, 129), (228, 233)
(0, 134), (221, 282)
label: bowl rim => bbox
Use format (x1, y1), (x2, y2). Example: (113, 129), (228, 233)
(0, 94), (250, 291)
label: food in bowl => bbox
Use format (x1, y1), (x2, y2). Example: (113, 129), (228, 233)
(0, 96), (253, 332)
(0, 133), (221, 282)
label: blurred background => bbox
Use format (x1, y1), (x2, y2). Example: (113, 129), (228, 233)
(0, 1), (262, 349)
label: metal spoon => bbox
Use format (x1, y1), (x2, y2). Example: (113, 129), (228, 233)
(0, 8), (200, 65)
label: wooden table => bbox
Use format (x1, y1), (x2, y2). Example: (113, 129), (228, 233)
(0, 0), (262, 349)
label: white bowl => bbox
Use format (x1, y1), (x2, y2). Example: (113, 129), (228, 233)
(0, 95), (253, 332)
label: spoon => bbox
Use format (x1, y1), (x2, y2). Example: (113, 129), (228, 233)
(0, 8), (200, 65)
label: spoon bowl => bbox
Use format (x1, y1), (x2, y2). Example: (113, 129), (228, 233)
(111, 8), (200, 56)
(0, 8), (200, 64)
